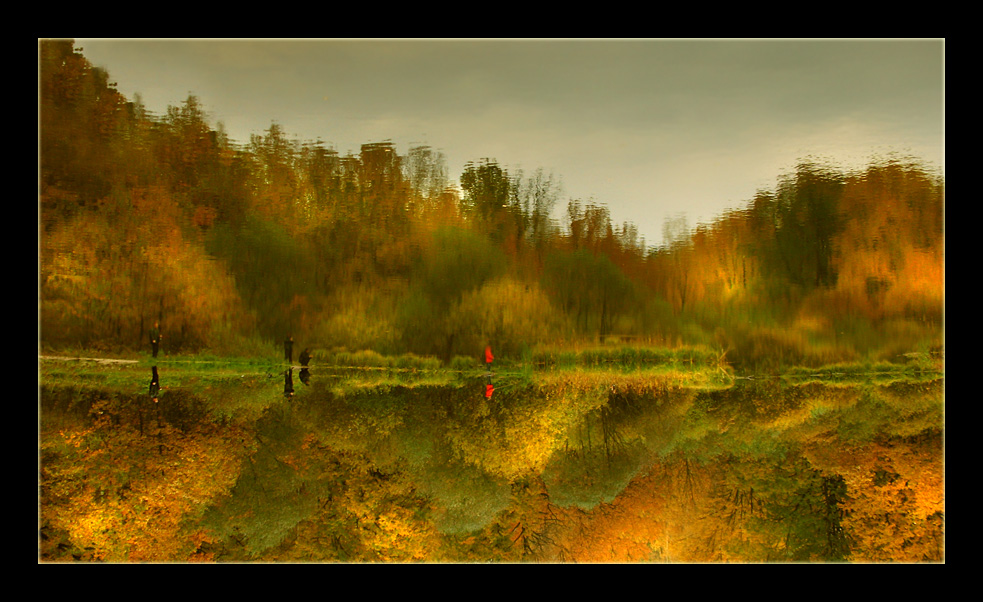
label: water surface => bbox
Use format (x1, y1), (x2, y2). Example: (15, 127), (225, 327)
(38, 359), (944, 562)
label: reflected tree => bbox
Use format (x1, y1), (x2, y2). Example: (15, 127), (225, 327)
(541, 248), (638, 337)
(398, 226), (507, 358)
(771, 161), (846, 289)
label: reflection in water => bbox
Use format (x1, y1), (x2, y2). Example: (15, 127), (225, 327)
(485, 346), (495, 398)
(284, 368), (294, 398)
(149, 365), (159, 402)
(39, 359), (944, 563)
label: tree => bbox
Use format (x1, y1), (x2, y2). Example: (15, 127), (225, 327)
(206, 217), (314, 341)
(40, 39), (131, 218)
(358, 141), (415, 276)
(566, 200), (613, 254)
(295, 139), (340, 223)
(541, 249), (638, 337)
(159, 95), (216, 192)
(651, 214), (697, 314)
(460, 159), (518, 248)
(771, 161), (845, 289)
(448, 277), (560, 357)
(398, 227), (507, 358)
(404, 145), (450, 211)
(512, 168), (561, 264)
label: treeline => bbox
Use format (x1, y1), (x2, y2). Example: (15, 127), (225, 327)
(39, 40), (944, 368)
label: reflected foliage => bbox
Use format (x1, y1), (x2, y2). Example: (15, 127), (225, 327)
(40, 358), (943, 562)
(39, 41), (941, 370)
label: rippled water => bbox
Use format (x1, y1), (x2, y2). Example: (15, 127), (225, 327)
(39, 359), (944, 562)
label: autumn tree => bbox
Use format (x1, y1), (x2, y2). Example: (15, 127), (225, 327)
(247, 122), (300, 224)
(358, 141), (416, 276)
(448, 277), (561, 358)
(824, 157), (944, 323)
(40, 40), (136, 224)
(295, 139), (340, 222)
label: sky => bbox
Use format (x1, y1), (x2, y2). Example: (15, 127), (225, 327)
(72, 38), (945, 247)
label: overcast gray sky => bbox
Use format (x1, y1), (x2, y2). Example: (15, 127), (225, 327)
(73, 38), (945, 247)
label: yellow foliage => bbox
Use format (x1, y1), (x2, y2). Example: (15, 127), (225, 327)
(803, 437), (944, 562)
(448, 277), (563, 356)
(314, 284), (399, 351)
(41, 421), (247, 562)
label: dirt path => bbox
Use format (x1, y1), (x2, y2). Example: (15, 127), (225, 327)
(39, 355), (140, 365)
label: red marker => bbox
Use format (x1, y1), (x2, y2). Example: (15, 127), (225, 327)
(485, 384), (494, 398)
(485, 346), (494, 364)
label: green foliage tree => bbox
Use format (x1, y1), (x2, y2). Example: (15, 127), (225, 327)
(405, 228), (494, 308)
(770, 161), (846, 289)
(398, 227), (507, 358)
(460, 159), (519, 247)
(206, 217), (314, 342)
(566, 200), (615, 255)
(541, 249), (638, 337)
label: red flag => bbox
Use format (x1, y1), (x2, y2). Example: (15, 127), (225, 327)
(485, 346), (494, 364)
(485, 384), (494, 398)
